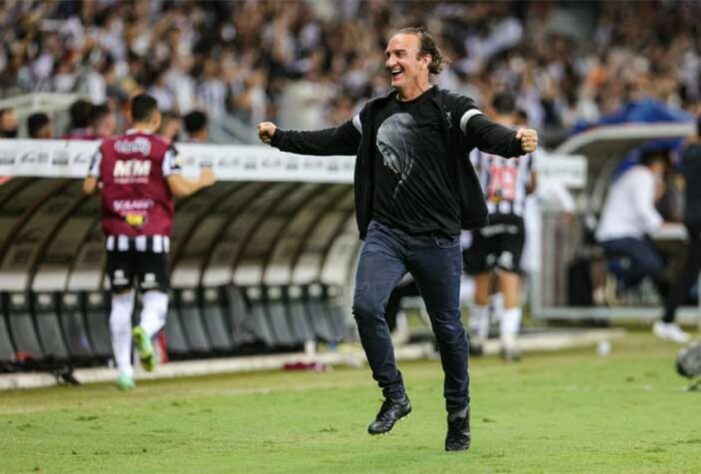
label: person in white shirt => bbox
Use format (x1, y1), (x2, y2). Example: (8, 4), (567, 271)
(596, 151), (668, 300)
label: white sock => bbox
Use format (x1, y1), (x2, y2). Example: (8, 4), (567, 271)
(500, 307), (522, 341)
(470, 304), (490, 341)
(110, 290), (135, 378)
(459, 275), (475, 308)
(491, 292), (505, 324)
(139, 290), (169, 337)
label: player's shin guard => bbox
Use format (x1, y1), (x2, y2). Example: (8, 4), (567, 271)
(500, 307), (522, 348)
(139, 290), (168, 337)
(491, 292), (505, 324)
(110, 290), (136, 377)
(469, 304), (490, 343)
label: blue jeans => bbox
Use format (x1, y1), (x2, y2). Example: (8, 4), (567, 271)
(352, 220), (469, 412)
(601, 237), (665, 289)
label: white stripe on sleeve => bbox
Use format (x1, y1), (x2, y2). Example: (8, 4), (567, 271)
(87, 151), (102, 177)
(162, 147), (182, 177)
(460, 109), (484, 134)
(106, 235), (115, 251)
(352, 115), (362, 134)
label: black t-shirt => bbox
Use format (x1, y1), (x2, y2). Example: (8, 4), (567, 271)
(364, 87), (460, 236)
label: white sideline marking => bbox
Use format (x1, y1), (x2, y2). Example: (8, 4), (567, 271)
(0, 329), (626, 391)
(0, 344), (433, 391)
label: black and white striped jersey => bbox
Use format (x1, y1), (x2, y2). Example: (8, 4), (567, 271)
(471, 148), (537, 217)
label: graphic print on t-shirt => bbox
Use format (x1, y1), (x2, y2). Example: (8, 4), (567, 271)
(376, 113), (416, 197)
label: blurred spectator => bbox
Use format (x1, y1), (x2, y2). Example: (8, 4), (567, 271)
(27, 112), (52, 139)
(90, 103), (116, 138)
(183, 110), (208, 143)
(64, 99), (94, 139)
(0, 1), (699, 141)
(0, 108), (18, 138)
(196, 58), (227, 119)
(596, 151), (669, 297)
(159, 111), (182, 142)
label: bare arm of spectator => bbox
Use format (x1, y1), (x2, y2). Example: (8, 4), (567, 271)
(83, 176), (98, 195)
(167, 168), (216, 198)
(258, 120), (360, 156)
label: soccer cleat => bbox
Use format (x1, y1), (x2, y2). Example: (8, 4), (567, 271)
(116, 373), (135, 391)
(500, 334), (521, 362)
(500, 346), (522, 362)
(653, 321), (690, 344)
(445, 408), (471, 451)
(132, 326), (157, 372)
(367, 396), (412, 435)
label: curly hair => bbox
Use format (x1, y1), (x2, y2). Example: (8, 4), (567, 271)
(395, 26), (446, 75)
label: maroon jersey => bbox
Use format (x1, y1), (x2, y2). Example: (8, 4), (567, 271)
(88, 129), (181, 238)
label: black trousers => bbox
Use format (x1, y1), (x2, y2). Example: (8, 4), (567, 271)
(663, 223), (701, 323)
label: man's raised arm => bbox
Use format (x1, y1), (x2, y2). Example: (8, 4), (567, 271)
(463, 114), (538, 157)
(257, 120), (361, 156)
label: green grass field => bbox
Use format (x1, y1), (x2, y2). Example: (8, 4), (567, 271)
(1, 332), (700, 474)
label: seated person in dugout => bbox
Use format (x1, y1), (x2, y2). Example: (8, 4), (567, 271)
(596, 150), (670, 302)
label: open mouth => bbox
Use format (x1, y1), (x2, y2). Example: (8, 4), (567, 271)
(390, 68), (404, 80)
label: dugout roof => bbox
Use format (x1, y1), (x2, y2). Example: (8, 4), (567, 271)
(0, 141), (359, 293)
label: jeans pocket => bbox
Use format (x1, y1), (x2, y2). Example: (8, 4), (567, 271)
(433, 234), (459, 249)
(367, 220), (381, 233)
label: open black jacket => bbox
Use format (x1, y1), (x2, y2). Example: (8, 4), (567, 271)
(271, 87), (525, 239)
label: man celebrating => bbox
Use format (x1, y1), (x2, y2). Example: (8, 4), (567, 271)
(258, 27), (537, 451)
(83, 93), (215, 390)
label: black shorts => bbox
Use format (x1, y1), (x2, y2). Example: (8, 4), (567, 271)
(106, 249), (170, 293)
(465, 215), (525, 275)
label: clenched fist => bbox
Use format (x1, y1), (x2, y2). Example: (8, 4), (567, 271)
(199, 167), (216, 187)
(516, 128), (538, 153)
(257, 122), (277, 145)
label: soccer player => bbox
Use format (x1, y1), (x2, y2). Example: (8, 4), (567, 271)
(258, 27), (537, 451)
(83, 93), (215, 390)
(466, 93), (538, 361)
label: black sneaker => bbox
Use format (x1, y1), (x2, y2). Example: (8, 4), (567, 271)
(367, 396), (412, 435)
(445, 408), (471, 451)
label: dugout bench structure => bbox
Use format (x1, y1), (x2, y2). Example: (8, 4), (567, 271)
(0, 141), (359, 370)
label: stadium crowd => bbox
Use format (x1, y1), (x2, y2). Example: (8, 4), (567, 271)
(0, 0), (700, 141)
